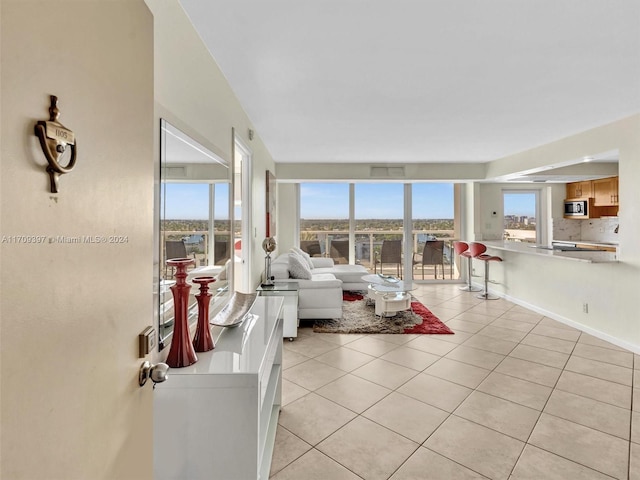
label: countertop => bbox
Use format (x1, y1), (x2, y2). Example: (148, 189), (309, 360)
(553, 239), (619, 248)
(482, 241), (618, 263)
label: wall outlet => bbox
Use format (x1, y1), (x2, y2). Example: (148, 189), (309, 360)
(583, 303), (589, 314)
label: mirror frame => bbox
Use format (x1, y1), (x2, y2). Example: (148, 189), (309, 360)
(156, 118), (233, 350)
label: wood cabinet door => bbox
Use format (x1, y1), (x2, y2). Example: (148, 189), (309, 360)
(566, 181), (593, 198)
(593, 177), (618, 206)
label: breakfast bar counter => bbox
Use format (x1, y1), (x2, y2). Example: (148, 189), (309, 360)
(482, 240), (618, 263)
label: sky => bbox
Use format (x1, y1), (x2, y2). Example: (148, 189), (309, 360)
(299, 184), (536, 218)
(503, 192), (536, 217)
(163, 183), (229, 220)
(300, 183), (456, 219)
(163, 182), (536, 220)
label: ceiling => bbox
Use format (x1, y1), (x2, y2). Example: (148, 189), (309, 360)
(179, 0), (640, 168)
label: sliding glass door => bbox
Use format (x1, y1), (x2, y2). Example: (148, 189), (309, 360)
(354, 183), (404, 275)
(411, 184), (456, 281)
(299, 183), (349, 261)
(299, 181), (460, 283)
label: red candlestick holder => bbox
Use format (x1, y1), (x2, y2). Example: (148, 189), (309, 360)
(165, 257), (197, 368)
(192, 276), (216, 352)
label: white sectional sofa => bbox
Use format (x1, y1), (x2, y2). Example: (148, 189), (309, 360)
(270, 252), (369, 320)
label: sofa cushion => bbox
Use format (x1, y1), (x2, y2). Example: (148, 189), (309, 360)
(289, 253), (312, 279)
(291, 247), (314, 269)
(314, 264), (369, 286)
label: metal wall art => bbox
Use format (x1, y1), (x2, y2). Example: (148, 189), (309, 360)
(34, 95), (77, 193)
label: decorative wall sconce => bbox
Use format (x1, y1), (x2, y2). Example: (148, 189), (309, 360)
(34, 95), (77, 193)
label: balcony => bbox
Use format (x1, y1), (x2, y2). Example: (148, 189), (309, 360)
(301, 229), (461, 281)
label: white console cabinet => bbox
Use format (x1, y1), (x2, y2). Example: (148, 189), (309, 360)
(257, 282), (299, 340)
(154, 296), (283, 480)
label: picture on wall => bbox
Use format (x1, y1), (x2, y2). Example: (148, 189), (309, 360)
(266, 170), (276, 237)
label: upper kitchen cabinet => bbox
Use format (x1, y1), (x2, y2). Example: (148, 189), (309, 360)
(593, 176), (619, 207)
(566, 180), (593, 199)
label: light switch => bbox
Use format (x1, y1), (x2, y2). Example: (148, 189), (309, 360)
(139, 326), (157, 358)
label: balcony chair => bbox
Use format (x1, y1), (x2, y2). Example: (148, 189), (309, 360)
(413, 240), (445, 279)
(329, 240), (350, 264)
(213, 240), (230, 265)
(164, 240), (197, 278)
(375, 239), (403, 279)
(300, 240), (323, 257)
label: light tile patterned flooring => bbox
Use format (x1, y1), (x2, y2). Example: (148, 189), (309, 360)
(270, 284), (639, 480)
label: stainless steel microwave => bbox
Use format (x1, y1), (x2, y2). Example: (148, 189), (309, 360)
(564, 200), (588, 216)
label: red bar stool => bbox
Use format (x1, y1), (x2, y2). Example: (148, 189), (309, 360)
(453, 241), (481, 292)
(468, 242), (502, 300)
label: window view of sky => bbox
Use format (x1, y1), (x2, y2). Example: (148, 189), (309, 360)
(503, 192), (536, 217)
(301, 183), (455, 219)
(163, 183), (229, 219)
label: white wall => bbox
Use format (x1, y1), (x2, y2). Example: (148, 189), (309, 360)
(145, 0), (277, 300)
(1, 1), (154, 478)
(475, 182), (561, 242)
(276, 183), (298, 254)
(274, 114), (640, 349)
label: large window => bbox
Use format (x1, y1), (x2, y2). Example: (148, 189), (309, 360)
(355, 184), (404, 273)
(503, 191), (538, 243)
(411, 184), (455, 280)
(162, 183), (230, 266)
(299, 183), (349, 261)
(299, 182), (459, 282)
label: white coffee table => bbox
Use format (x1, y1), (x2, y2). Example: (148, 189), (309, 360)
(361, 274), (415, 317)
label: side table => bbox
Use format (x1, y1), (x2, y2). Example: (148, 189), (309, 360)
(257, 282), (299, 341)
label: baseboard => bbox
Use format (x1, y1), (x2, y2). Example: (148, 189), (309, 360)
(476, 282), (640, 355)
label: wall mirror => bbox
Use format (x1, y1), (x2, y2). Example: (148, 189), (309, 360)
(158, 119), (232, 349)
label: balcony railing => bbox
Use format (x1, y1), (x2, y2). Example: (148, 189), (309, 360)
(301, 229), (461, 280)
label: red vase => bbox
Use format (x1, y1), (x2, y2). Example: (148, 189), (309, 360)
(166, 257), (197, 368)
(192, 276), (216, 352)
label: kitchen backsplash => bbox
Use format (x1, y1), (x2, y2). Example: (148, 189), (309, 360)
(553, 217), (619, 243)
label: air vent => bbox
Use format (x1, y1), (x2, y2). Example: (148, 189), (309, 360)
(164, 166), (187, 178)
(370, 166), (405, 178)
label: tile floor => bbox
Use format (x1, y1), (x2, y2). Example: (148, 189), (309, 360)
(269, 284), (639, 480)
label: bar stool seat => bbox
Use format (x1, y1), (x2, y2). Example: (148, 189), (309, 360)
(454, 241), (481, 292)
(469, 242), (502, 300)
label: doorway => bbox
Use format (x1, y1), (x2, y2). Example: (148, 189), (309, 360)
(233, 132), (252, 292)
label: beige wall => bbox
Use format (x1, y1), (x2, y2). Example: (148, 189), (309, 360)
(477, 115), (640, 349)
(1, 1), (154, 479)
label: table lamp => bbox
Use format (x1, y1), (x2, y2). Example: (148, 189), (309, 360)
(262, 237), (277, 286)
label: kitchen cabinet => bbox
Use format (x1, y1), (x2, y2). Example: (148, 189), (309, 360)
(593, 176), (619, 207)
(566, 180), (593, 199)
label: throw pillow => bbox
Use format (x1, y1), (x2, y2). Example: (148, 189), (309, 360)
(291, 247), (314, 269)
(288, 252), (312, 280)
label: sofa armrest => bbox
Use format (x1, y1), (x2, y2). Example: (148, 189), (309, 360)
(311, 257), (334, 268)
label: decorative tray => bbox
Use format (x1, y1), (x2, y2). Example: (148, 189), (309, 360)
(377, 273), (400, 283)
(210, 292), (257, 328)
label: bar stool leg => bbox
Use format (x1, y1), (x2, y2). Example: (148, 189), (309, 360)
(476, 259), (500, 300)
(459, 255), (481, 292)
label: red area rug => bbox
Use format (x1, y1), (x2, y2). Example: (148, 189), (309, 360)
(313, 292), (454, 335)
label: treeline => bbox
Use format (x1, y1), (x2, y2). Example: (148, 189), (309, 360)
(300, 219), (454, 231)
